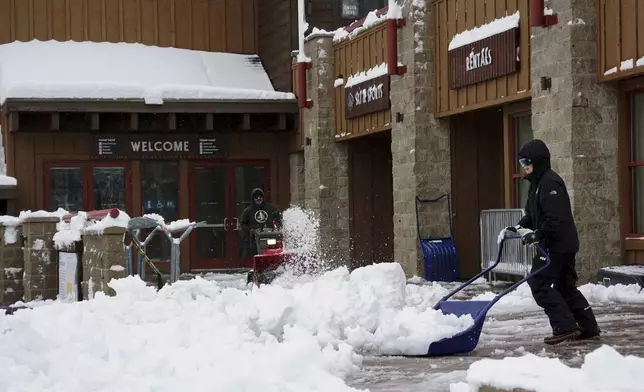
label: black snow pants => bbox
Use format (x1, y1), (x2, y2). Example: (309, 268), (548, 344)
(527, 252), (599, 335)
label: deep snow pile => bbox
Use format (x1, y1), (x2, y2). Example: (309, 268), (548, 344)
(0, 264), (472, 391)
(450, 345), (644, 392)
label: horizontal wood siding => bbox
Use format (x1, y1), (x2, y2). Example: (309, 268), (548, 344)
(434, 0), (531, 117)
(598, 0), (644, 82)
(333, 23), (391, 140)
(0, 0), (258, 54)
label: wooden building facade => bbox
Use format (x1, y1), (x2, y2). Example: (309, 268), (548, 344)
(597, 0), (644, 264)
(433, 0), (533, 277)
(0, 0), (300, 275)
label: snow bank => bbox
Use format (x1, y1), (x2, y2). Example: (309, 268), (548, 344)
(448, 11), (520, 51)
(0, 263), (472, 391)
(0, 40), (295, 104)
(450, 345), (644, 392)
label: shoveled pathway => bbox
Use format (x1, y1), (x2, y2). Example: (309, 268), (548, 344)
(347, 303), (644, 391)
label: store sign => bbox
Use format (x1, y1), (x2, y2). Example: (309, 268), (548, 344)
(341, 0), (359, 18)
(344, 74), (390, 119)
(448, 27), (519, 89)
(91, 134), (224, 159)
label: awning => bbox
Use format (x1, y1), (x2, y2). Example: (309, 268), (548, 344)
(0, 40), (296, 112)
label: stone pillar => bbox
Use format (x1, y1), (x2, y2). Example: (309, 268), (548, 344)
(0, 224), (24, 305)
(81, 226), (127, 299)
(390, 0), (452, 278)
(531, 0), (620, 282)
(22, 217), (59, 301)
(302, 36), (351, 265)
(289, 151), (305, 207)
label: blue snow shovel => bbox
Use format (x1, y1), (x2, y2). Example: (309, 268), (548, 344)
(424, 235), (551, 357)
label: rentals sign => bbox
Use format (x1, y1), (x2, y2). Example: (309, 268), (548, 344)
(448, 27), (519, 89)
(91, 134), (224, 159)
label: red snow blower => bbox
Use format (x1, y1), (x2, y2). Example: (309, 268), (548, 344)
(246, 227), (296, 286)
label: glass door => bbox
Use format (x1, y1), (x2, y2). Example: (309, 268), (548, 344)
(191, 164), (230, 270)
(189, 161), (270, 271)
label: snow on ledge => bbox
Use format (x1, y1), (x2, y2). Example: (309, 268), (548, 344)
(0, 40), (295, 105)
(0, 175), (16, 186)
(450, 345), (644, 392)
(344, 63), (388, 88)
(448, 11), (520, 51)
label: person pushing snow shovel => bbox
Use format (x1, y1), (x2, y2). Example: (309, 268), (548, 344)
(505, 139), (601, 345)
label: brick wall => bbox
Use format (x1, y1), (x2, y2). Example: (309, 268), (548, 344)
(301, 36), (351, 266)
(390, 0), (451, 278)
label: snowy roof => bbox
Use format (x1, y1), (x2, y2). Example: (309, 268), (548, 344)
(448, 11), (520, 51)
(0, 40), (296, 105)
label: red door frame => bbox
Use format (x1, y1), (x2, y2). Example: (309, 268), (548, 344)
(43, 161), (133, 214)
(188, 159), (271, 271)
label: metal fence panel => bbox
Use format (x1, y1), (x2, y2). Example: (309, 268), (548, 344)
(480, 209), (536, 277)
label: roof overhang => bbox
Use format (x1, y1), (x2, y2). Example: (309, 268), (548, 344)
(1, 98), (299, 114)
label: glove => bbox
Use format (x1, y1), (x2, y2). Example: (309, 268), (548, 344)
(521, 230), (542, 246)
(504, 226), (519, 233)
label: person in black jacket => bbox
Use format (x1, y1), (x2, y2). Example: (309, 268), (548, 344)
(240, 188), (282, 257)
(506, 139), (600, 345)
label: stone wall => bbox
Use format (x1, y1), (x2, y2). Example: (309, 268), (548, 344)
(0, 224), (24, 305)
(389, 0), (452, 278)
(301, 36), (351, 266)
(22, 217), (59, 301)
(531, 0), (620, 282)
(289, 151), (306, 207)
(81, 227), (127, 299)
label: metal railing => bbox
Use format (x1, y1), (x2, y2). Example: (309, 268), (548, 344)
(480, 209), (536, 280)
(124, 220), (204, 284)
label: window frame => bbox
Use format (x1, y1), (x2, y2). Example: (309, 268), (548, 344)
(43, 161), (132, 214)
(626, 91), (644, 236)
(507, 111), (532, 209)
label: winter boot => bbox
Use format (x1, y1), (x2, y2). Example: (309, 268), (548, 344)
(577, 327), (601, 340)
(543, 328), (581, 345)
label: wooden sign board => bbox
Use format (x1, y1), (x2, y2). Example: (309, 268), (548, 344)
(344, 74), (390, 119)
(448, 27), (519, 89)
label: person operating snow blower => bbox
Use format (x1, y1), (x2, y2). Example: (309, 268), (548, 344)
(505, 139), (601, 345)
(240, 188), (282, 258)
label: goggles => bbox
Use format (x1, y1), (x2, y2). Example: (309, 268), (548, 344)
(518, 157), (532, 167)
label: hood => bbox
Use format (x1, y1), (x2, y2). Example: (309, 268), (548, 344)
(251, 188), (265, 206)
(518, 139), (551, 181)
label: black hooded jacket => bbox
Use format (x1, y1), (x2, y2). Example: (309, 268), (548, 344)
(240, 188), (282, 230)
(517, 139), (579, 254)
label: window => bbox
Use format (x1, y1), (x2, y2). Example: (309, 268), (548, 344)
(629, 93), (644, 234)
(46, 163), (128, 213)
(141, 162), (179, 261)
(510, 114), (533, 209)
(341, 0), (386, 20)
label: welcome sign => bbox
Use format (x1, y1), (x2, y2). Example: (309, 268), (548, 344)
(91, 134), (223, 159)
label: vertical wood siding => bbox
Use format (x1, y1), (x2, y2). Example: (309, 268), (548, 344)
(0, 0), (258, 54)
(598, 0), (644, 82)
(333, 23), (391, 140)
(434, 0), (531, 116)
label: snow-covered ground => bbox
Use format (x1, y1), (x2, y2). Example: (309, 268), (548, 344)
(1, 207), (643, 391)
